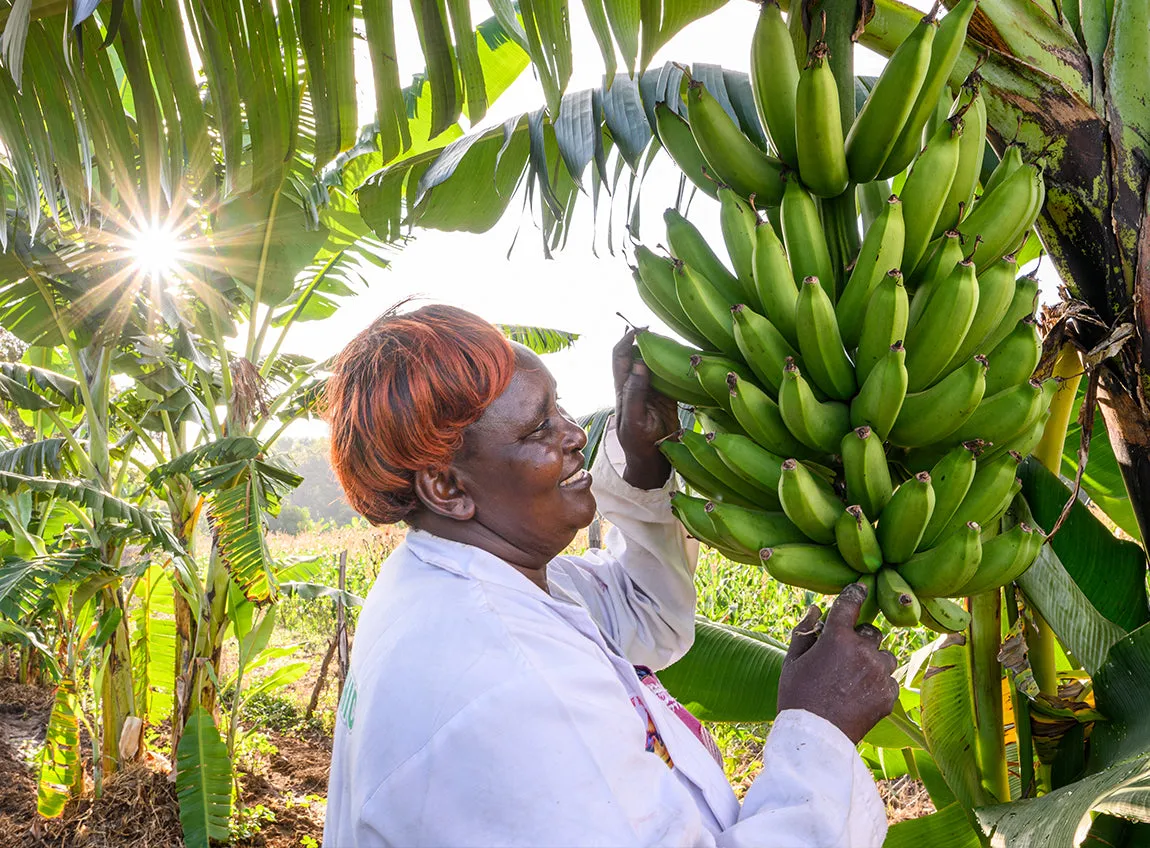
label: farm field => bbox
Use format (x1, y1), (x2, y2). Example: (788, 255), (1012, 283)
(0, 523), (933, 846)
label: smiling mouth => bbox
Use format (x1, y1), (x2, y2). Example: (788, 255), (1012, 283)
(559, 468), (591, 489)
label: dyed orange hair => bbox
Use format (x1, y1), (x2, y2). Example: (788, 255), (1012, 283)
(324, 304), (516, 525)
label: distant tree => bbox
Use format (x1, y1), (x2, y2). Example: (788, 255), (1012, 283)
(272, 438), (358, 527)
(269, 503), (312, 535)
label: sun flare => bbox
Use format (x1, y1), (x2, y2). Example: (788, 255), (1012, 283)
(128, 223), (184, 280)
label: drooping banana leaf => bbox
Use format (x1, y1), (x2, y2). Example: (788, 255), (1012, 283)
(497, 324), (581, 354)
(175, 707), (232, 848)
(36, 678), (83, 818)
(130, 563), (176, 726)
(884, 801), (982, 848)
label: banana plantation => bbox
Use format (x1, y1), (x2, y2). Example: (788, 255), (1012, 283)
(0, 0), (1147, 843)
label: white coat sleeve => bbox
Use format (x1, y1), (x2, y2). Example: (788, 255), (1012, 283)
(722, 710), (889, 848)
(550, 420), (700, 671)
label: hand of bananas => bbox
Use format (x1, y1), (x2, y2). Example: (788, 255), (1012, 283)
(636, 0), (1053, 630)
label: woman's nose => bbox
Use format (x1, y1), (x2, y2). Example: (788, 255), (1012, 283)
(559, 408), (588, 451)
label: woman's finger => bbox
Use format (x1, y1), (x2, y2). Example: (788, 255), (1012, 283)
(784, 605), (823, 666)
(612, 328), (640, 395)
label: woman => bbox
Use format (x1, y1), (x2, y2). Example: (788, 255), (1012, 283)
(322, 303), (899, 847)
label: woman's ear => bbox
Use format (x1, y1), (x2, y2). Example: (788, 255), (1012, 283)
(413, 467), (475, 521)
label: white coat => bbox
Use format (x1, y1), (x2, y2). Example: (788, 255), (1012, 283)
(323, 427), (888, 847)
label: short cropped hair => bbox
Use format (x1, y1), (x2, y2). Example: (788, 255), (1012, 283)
(324, 304), (516, 525)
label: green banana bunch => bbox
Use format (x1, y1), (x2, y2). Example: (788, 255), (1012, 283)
(670, 493), (759, 564)
(984, 317), (1042, 396)
(718, 187), (763, 309)
(633, 247), (714, 350)
(957, 161), (1045, 269)
(919, 596), (971, 634)
(855, 270), (909, 383)
(880, 0), (977, 179)
(933, 80), (987, 238)
(795, 41), (850, 198)
(781, 176), (836, 299)
(877, 471), (935, 563)
(888, 355), (987, 448)
(904, 258), (980, 392)
(836, 195), (904, 348)
(954, 521), (1043, 595)
(898, 520), (982, 597)
(660, 434), (756, 508)
(778, 457), (842, 544)
(851, 342), (908, 440)
(933, 451), (1023, 541)
(835, 505), (883, 574)
(796, 276), (857, 400)
(731, 304), (798, 397)
(899, 111), (966, 275)
(919, 441), (979, 549)
(653, 104), (719, 200)
(675, 262), (742, 358)
(943, 252), (1020, 372)
(687, 81), (787, 204)
(710, 432), (786, 507)
(877, 568), (922, 626)
(707, 500), (809, 552)
(841, 426), (893, 518)
(778, 359), (852, 454)
(845, 7), (936, 184)
(728, 372), (813, 459)
(682, 428), (773, 505)
(665, 209), (743, 304)
(752, 219), (800, 347)
(946, 378), (1057, 448)
(750, 0), (800, 168)
(760, 544), (859, 593)
(636, 331), (713, 407)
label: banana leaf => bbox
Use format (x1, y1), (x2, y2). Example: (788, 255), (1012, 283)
(36, 679), (82, 818)
(130, 564), (176, 727)
(884, 801), (981, 848)
(175, 707), (232, 848)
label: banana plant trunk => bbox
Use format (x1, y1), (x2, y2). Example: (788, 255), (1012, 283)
(98, 586), (135, 775)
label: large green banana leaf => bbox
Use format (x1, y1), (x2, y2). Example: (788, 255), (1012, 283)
(175, 707), (232, 848)
(36, 678), (82, 818)
(130, 564), (176, 727)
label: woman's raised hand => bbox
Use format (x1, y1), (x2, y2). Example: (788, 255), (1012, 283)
(776, 583), (900, 744)
(612, 328), (679, 490)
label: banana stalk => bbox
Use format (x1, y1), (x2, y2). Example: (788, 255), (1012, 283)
(969, 589), (1010, 803)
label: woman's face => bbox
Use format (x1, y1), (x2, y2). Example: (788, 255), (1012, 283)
(451, 348), (597, 563)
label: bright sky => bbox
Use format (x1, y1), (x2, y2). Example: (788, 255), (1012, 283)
(282, 0), (1055, 434)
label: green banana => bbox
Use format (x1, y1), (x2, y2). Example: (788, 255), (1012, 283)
(935, 451), (1023, 540)
(836, 195), (905, 348)
(634, 248), (715, 350)
(728, 372), (814, 459)
(686, 81), (787, 205)
(731, 304), (798, 397)
(845, 8), (937, 184)
(778, 359), (852, 454)
(664, 208), (743, 304)
(835, 505), (884, 574)
(653, 103), (720, 200)
(778, 457), (843, 544)
(691, 353), (754, 410)
(877, 568), (922, 627)
(636, 331), (713, 407)
(919, 441), (979, 550)
(898, 520), (982, 597)
(918, 596), (971, 634)
(934, 80), (987, 237)
(781, 176), (836, 300)
(675, 262), (742, 358)
(953, 521), (1042, 595)
(682, 428), (773, 504)
(983, 317), (1042, 396)
(881, 0), (977, 179)
(958, 162), (1044, 269)
(905, 258), (980, 391)
(983, 141), (1024, 197)
(697, 407), (748, 438)
(899, 112), (965, 275)
(858, 179), (893, 233)
(842, 426), (893, 519)
(752, 219), (800, 347)
(944, 252), (1019, 370)
(888, 355), (988, 448)
(759, 544), (859, 593)
(670, 493), (760, 564)
(851, 342), (908, 440)
(795, 41), (850, 198)
(989, 409), (1049, 461)
(660, 435), (756, 508)
(796, 276), (857, 400)
(908, 227), (962, 302)
(945, 378), (1057, 448)
(750, 0), (801, 168)
(710, 432), (786, 504)
(877, 471), (935, 563)
(855, 270), (909, 384)
(857, 572), (880, 624)
(718, 186), (763, 309)
(978, 273), (1038, 355)
(707, 500), (809, 551)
